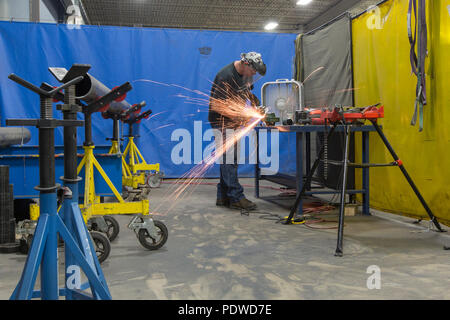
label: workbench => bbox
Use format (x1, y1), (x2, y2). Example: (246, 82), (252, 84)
(254, 124), (377, 216)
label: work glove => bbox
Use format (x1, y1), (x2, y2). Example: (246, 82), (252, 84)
(249, 93), (260, 107)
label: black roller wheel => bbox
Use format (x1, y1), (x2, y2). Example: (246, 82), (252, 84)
(19, 234), (34, 254)
(103, 216), (120, 242)
(90, 231), (111, 264)
(146, 173), (162, 188)
(137, 220), (168, 250)
(90, 216), (120, 242)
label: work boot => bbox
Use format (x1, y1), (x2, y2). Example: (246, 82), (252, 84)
(230, 198), (257, 211)
(216, 198), (230, 207)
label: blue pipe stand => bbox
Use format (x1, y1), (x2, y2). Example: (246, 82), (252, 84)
(6, 69), (111, 300)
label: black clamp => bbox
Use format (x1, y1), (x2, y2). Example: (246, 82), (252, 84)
(85, 82), (132, 115)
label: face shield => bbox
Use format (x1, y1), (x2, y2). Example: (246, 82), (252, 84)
(240, 52), (266, 88)
(243, 73), (264, 89)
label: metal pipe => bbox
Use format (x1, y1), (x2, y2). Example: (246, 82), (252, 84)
(0, 127), (31, 147)
(75, 73), (132, 114)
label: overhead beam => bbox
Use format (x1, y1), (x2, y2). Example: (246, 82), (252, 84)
(303, 0), (362, 33)
(29, 0), (40, 22)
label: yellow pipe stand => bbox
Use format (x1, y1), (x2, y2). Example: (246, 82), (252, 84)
(77, 145), (150, 222)
(120, 136), (160, 189)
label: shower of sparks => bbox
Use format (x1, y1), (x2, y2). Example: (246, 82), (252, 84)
(133, 79), (171, 87)
(150, 123), (175, 132)
(302, 66), (325, 84)
(152, 116), (263, 216)
(147, 111), (169, 120)
(134, 78), (265, 215)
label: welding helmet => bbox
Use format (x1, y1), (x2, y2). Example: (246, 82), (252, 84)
(241, 52), (266, 76)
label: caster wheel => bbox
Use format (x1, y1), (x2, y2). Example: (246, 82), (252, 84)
(138, 220), (168, 250)
(90, 216), (120, 242)
(90, 231), (111, 264)
(19, 239), (29, 254)
(19, 234), (34, 254)
(146, 173), (162, 188)
(126, 193), (137, 202)
(103, 216), (120, 242)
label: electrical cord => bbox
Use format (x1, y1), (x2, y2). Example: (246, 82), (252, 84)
(161, 180), (292, 193)
(161, 163), (342, 229)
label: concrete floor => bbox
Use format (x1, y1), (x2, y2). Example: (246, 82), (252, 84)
(0, 178), (449, 300)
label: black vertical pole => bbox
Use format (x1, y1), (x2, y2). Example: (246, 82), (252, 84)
(255, 129), (260, 198)
(113, 117), (119, 142)
(39, 96), (56, 191)
(335, 124), (350, 257)
(84, 112), (93, 147)
(305, 132), (311, 190)
(370, 120), (444, 232)
(63, 86), (78, 181)
(38, 94), (59, 299)
(128, 123), (133, 137)
(295, 131), (303, 216)
(362, 131), (370, 215)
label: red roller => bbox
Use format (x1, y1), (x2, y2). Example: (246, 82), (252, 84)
(112, 86), (127, 102)
(52, 86), (60, 103)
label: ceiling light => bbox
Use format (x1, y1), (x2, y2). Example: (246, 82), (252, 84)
(297, 0), (313, 5)
(264, 22), (278, 30)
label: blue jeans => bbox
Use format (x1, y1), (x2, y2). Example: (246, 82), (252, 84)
(216, 133), (245, 203)
(217, 163), (245, 203)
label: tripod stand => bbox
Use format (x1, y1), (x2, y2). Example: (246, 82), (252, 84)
(284, 106), (445, 256)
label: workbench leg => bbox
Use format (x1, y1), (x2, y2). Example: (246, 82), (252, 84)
(370, 120), (445, 232)
(305, 132), (311, 190)
(296, 132), (304, 215)
(283, 125), (337, 225)
(255, 130), (260, 198)
(335, 125), (350, 257)
(362, 131), (370, 215)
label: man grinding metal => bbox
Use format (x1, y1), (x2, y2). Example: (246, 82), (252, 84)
(208, 52), (266, 211)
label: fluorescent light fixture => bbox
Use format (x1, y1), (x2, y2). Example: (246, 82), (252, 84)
(264, 22), (278, 30)
(297, 0), (313, 5)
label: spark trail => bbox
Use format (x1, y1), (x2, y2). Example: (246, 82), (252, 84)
(133, 78), (265, 215)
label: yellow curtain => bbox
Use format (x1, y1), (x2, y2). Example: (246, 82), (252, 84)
(352, 0), (450, 225)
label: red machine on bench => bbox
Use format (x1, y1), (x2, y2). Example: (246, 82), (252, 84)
(306, 104), (384, 125)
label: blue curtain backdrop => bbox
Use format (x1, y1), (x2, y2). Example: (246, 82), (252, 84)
(0, 21), (297, 178)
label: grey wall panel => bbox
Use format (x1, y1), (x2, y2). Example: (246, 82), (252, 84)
(301, 14), (353, 108)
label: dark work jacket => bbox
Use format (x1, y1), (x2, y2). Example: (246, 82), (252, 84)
(208, 62), (251, 129)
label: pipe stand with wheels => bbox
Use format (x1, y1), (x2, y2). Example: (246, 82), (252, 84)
(6, 70), (111, 300)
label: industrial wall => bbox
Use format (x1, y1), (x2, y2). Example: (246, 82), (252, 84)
(352, 0), (450, 225)
(0, 21), (297, 178)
